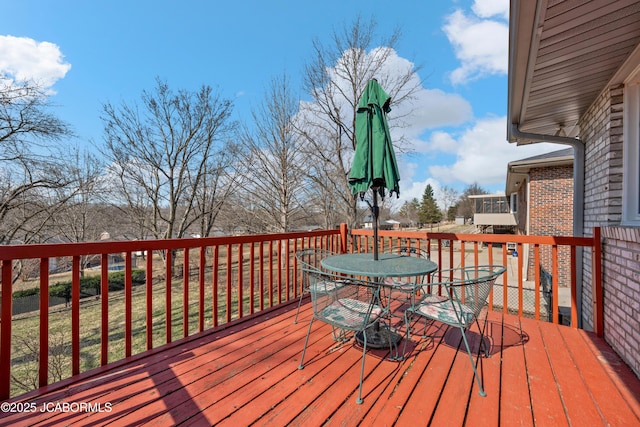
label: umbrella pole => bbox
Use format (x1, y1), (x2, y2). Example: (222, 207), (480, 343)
(372, 189), (379, 261)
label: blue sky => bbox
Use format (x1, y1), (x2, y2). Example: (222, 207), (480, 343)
(1, 0), (557, 208)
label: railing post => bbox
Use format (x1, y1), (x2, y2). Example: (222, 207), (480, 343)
(592, 226), (603, 337)
(340, 223), (348, 254)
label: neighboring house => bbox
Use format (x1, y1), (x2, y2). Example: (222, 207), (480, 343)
(508, 1), (640, 377)
(506, 148), (574, 287)
(469, 193), (516, 234)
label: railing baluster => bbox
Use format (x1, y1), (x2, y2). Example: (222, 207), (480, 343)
(502, 246), (508, 314)
(277, 240), (283, 305)
(101, 253), (109, 365)
(238, 243), (243, 319)
(249, 242), (255, 315)
(183, 247), (189, 338)
(125, 252), (132, 357)
(39, 258), (49, 387)
(534, 244), (541, 320)
(570, 245), (578, 327)
(268, 240), (274, 307)
(517, 243), (524, 317)
(552, 244), (559, 324)
(72, 255), (81, 375)
(165, 250), (172, 343)
(199, 246), (205, 332)
(226, 244), (232, 323)
(286, 240), (291, 302)
(213, 245), (219, 328)
(259, 242), (265, 311)
(146, 250), (153, 350)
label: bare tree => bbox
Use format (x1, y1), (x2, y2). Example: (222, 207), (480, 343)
(0, 78), (76, 245)
(298, 16), (422, 228)
(99, 78), (237, 239)
(438, 185), (459, 221)
(237, 73), (309, 233)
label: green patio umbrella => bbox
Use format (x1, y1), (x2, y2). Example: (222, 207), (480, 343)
(349, 79), (400, 260)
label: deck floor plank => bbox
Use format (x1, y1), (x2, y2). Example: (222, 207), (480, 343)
(577, 328), (640, 421)
(393, 324), (458, 426)
(465, 316), (505, 427)
(537, 320), (604, 425)
(153, 315), (324, 426)
(1, 301), (639, 427)
(360, 320), (443, 427)
(559, 326), (640, 425)
(519, 316), (570, 427)
(492, 314), (534, 427)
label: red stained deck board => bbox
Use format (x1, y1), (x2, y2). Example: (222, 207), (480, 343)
(519, 316), (570, 427)
(98, 314), (307, 425)
(465, 316), (505, 427)
(430, 328), (478, 426)
(361, 321), (445, 427)
(558, 326), (640, 426)
(494, 315), (534, 427)
(141, 317), (326, 426)
(394, 327), (459, 425)
(580, 329), (640, 421)
(536, 320), (604, 425)
(200, 330), (346, 426)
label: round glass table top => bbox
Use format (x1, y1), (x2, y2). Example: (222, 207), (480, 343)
(321, 252), (437, 278)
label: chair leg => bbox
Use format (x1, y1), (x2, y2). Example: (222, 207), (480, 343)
(402, 310), (412, 357)
(475, 318), (490, 357)
(356, 330), (367, 404)
(331, 326), (349, 342)
(459, 326), (486, 397)
(293, 293), (304, 324)
(298, 317), (314, 370)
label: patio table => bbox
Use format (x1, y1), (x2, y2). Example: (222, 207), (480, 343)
(321, 252), (437, 278)
(321, 252), (437, 351)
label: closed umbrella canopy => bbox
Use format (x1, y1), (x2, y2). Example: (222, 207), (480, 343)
(348, 79), (400, 198)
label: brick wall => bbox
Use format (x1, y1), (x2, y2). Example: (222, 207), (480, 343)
(526, 166), (574, 286)
(579, 83), (640, 378)
(601, 226), (640, 377)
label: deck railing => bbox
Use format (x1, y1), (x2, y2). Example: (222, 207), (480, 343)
(0, 225), (602, 400)
(350, 227), (602, 333)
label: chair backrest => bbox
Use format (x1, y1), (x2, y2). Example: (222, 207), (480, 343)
(386, 246), (431, 286)
(431, 265), (506, 322)
(295, 248), (335, 271)
(396, 246), (430, 261)
(305, 269), (383, 331)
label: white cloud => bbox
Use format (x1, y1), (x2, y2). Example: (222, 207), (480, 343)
(443, 3), (508, 84)
(428, 116), (560, 187)
(472, 0), (510, 20)
(0, 35), (71, 91)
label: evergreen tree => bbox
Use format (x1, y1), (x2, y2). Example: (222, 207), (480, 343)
(418, 184), (442, 225)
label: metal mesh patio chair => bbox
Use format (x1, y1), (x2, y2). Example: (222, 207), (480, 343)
(293, 248), (337, 324)
(383, 246), (431, 309)
(403, 264), (506, 396)
(297, 267), (392, 404)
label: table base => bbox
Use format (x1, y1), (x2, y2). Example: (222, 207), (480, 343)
(355, 325), (402, 349)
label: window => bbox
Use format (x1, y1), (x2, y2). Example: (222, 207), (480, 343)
(510, 193), (518, 214)
(623, 80), (640, 225)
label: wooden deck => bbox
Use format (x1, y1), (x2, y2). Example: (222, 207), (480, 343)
(2, 299), (639, 426)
